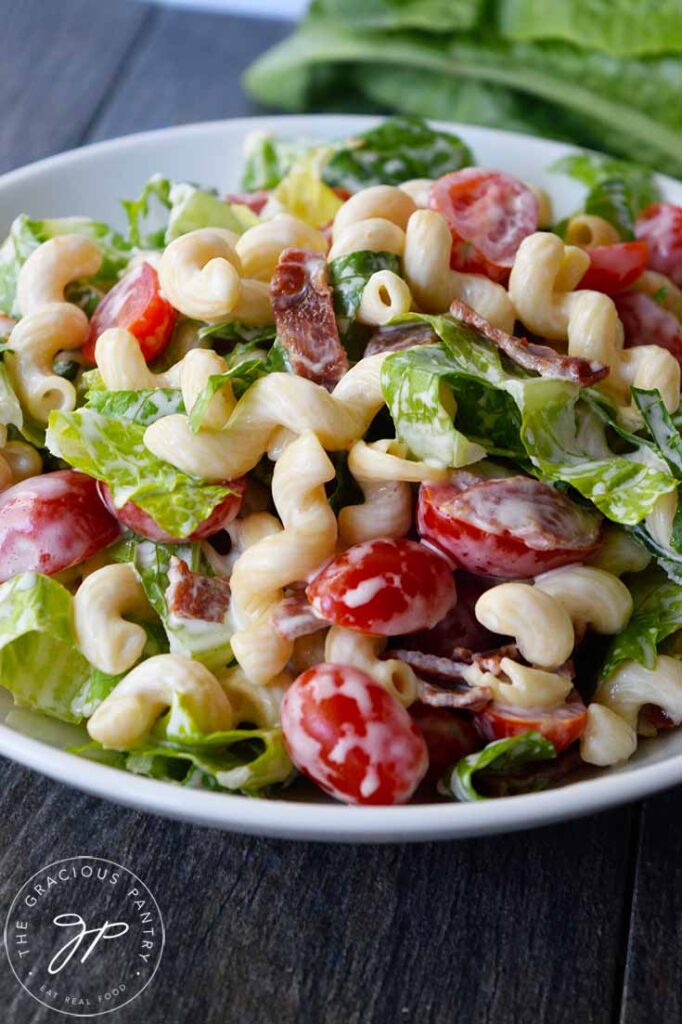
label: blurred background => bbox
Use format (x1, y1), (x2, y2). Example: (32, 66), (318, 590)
(137, 0), (682, 177)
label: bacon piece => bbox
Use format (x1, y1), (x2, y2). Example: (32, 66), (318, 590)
(364, 321), (438, 357)
(224, 190), (268, 215)
(391, 648), (471, 681)
(417, 679), (493, 711)
(272, 594), (327, 641)
(166, 556), (230, 623)
(271, 248), (348, 389)
(390, 649), (492, 710)
(449, 298), (609, 386)
(472, 645), (520, 675)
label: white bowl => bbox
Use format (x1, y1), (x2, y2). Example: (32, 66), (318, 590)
(1, 115), (680, 842)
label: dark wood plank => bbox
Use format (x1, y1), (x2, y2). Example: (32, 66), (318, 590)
(85, 8), (291, 142)
(620, 788), (682, 1023)
(0, 0), (150, 174)
(0, 764), (634, 1024)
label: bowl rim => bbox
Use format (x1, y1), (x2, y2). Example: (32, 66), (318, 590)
(1, 113), (680, 842)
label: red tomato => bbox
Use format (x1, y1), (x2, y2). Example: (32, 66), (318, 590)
(281, 663), (428, 804)
(635, 202), (682, 287)
(97, 477), (246, 543)
(0, 471), (120, 582)
(578, 241), (649, 295)
(82, 262), (176, 366)
(306, 538), (456, 637)
(614, 291), (682, 366)
(409, 703), (482, 785)
(429, 169), (538, 282)
(475, 693), (588, 753)
(224, 190), (268, 215)
(417, 473), (602, 579)
(396, 572), (503, 656)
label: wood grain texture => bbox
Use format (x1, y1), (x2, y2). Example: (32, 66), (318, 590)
(620, 789), (682, 1024)
(86, 7), (290, 142)
(0, 766), (635, 1024)
(0, 0), (149, 174)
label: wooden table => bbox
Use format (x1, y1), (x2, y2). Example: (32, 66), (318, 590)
(0, 3), (680, 1021)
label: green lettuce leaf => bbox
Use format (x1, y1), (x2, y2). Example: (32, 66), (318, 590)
(86, 387), (185, 426)
(240, 131), (315, 190)
(188, 358), (269, 433)
(328, 250), (401, 340)
(385, 314), (677, 523)
(111, 539), (233, 670)
(381, 345), (486, 467)
(323, 115), (471, 191)
(0, 214), (132, 317)
(498, 0), (682, 58)
(551, 152), (660, 215)
(0, 573), (165, 723)
(197, 321), (277, 347)
(74, 691), (293, 794)
(165, 182), (258, 241)
(443, 731), (557, 801)
(46, 408), (232, 539)
(122, 176), (258, 249)
(602, 571), (682, 678)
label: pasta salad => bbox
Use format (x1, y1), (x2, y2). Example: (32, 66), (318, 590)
(1, 115), (682, 806)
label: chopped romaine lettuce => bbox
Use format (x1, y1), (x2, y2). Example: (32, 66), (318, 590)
(0, 573), (164, 723)
(602, 571), (682, 678)
(443, 731), (557, 801)
(385, 314), (677, 524)
(165, 182), (258, 241)
(111, 539), (233, 670)
(323, 115), (472, 191)
(382, 345), (486, 467)
(122, 176), (258, 250)
(0, 214), (131, 317)
(328, 250), (401, 340)
(86, 387), (185, 426)
(46, 408), (233, 539)
(240, 131), (314, 191)
(74, 691), (293, 794)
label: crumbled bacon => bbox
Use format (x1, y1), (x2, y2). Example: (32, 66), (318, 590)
(166, 556), (230, 623)
(271, 248), (348, 389)
(449, 298), (609, 386)
(390, 649), (492, 710)
(272, 594), (327, 641)
(417, 679), (493, 711)
(364, 321), (438, 357)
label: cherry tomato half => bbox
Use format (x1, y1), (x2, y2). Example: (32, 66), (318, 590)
(429, 169), (538, 282)
(306, 538), (456, 637)
(475, 693), (588, 753)
(281, 663), (428, 804)
(82, 262), (176, 366)
(409, 703), (482, 786)
(97, 477), (246, 543)
(614, 291), (682, 366)
(635, 202), (682, 287)
(0, 470), (121, 582)
(418, 474), (602, 579)
(578, 241), (649, 295)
